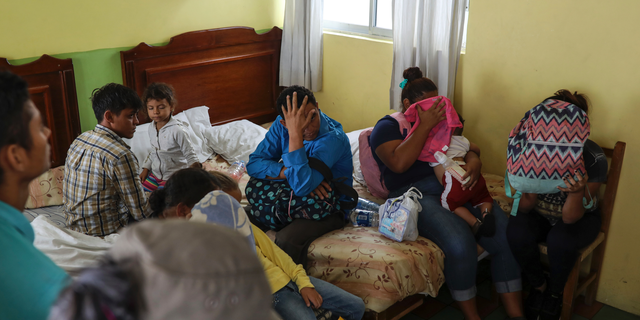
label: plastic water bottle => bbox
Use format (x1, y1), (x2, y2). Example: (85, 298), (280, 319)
(349, 209), (380, 227)
(434, 151), (470, 184)
(356, 198), (381, 212)
(227, 161), (246, 182)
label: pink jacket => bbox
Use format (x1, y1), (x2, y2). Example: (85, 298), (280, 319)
(403, 96), (463, 162)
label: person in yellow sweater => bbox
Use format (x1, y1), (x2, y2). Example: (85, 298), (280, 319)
(150, 169), (366, 320)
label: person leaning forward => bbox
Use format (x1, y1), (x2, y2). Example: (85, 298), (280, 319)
(63, 83), (150, 236)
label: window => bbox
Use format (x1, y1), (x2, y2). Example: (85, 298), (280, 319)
(323, 0), (392, 38)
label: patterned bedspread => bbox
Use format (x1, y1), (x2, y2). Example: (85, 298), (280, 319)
(201, 157), (513, 313)
(306, 173), (513, 312)
(307, 227), (445, 313)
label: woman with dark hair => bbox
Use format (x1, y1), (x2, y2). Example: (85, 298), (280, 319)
(369, 67), (524, 320)
(506, 90), (606, 320)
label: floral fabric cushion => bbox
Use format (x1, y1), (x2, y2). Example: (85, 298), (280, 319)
(482, 173), (514, 214)
(25, 166), (65, 209)
(307, 227), (445, 313)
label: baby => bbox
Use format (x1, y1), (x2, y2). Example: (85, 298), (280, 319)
(139, 83), (202, 191)
(430, 115), (496, 238)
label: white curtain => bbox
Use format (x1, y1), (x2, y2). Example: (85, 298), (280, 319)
(280, 0), (324, 92)
(390, 0), (468, 110)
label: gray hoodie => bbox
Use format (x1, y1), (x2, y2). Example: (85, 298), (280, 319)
(143, 117), (199, 180)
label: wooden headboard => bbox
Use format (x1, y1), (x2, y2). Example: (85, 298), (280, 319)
(0, 55), (81, 168)
(121, 27), (282, 126)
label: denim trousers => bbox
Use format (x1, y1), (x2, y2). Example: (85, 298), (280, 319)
(272, 277), (366, 320)
(388, 174), (522, 301)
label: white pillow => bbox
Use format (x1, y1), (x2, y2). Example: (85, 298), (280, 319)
(32, 215), (118, 275)
(124, 122), (152, 166)
(346, 128), (370, 186)
(207, 120), (268, 164)
(173, 106), (215, 162)
(124, 106), (215, 166)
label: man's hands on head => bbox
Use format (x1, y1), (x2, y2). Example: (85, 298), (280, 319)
(282, 92), (315, 153)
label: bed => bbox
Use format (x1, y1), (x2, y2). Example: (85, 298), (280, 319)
(120, 26), (282, 126)
(0, 54), (81, 168)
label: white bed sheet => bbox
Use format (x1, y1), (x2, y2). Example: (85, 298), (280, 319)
(23, 205), (67, 227)
(31, 216), (118, 276)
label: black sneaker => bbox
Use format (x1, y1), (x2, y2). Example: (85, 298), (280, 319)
(539, 292), (563, 320)
(524, 288), (545, 320)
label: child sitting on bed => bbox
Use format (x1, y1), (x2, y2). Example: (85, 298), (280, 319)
(430, 115), (496, 238)
(150, 169), (366, 320)
(139, 83), (202, 192)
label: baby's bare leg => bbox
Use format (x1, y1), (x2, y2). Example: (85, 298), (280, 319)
(433, 165), (445, 185)
(479, 202), (493, 217)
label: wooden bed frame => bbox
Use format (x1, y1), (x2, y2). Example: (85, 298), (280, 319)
(120, 27), (282, 126)
(0, 55), (81, 168)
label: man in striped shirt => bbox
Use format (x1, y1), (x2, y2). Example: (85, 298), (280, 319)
(63, 83), (149, 236)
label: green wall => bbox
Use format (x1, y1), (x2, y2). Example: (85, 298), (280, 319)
(9, 29), (272, 132)
(10, 46), (144, 131)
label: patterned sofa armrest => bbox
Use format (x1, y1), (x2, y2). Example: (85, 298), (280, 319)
(25, 166), (65, 209)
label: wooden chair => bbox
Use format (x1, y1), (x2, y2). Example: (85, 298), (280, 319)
(537, 141), (626, 320)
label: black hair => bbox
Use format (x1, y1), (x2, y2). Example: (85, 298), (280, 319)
(208, 171), (239, 193)
(546, 89), (590, 114)
(141, 82), (177, 108)
(148, 168), (221, 217)
(275, 85), (318, 119)
(48, 257), (141, 320)
(0, 71), (33, 182)
(91, 83), (144, 122)
(453, 113), (465, 135)
(400, 67), (439, 105)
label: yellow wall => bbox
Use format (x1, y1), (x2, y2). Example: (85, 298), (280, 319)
(319, 1), (639, 314)
(1, 0), (282, 60)
(315, 33), (394, 132)
(457, 0), (640, 314)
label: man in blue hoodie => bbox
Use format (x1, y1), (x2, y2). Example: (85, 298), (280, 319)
(246, 85), (353, 267)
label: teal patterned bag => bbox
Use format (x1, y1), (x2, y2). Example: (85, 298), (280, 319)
(246, 157), (357, 231)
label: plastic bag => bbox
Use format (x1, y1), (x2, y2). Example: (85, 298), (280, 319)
(378, 187), (422, 242)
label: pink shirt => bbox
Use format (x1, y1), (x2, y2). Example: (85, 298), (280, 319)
(403, 96), (463, 162)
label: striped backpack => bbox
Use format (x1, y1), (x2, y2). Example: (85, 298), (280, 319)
(505, 99), (590, 216)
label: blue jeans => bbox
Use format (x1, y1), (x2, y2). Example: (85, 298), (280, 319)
(273, 277), (365, 320)
(389, 174), (522, 301)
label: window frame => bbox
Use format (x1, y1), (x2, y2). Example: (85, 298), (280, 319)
(323, 0), (392, 38)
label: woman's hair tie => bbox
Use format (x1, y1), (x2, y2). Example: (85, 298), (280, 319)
(399, 79), (408, 89)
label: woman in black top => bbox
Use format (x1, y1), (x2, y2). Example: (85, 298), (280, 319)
(507, 90), (607, 320)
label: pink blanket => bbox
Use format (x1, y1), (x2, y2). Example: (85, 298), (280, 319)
(403, 96), (463, 162)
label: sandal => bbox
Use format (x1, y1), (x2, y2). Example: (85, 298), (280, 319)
(472, 209), (496, 238)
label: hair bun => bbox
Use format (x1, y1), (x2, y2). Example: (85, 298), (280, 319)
(403, 67), (423, 82)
